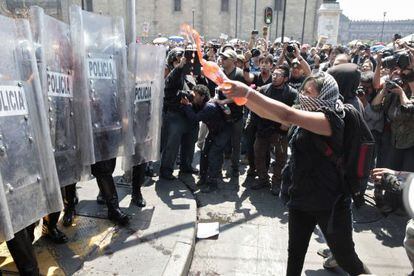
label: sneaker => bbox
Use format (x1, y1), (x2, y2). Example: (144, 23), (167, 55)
(323, 255), (338, 269)
(317, 248), (332, 258)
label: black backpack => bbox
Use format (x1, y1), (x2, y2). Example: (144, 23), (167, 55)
(313, 104), (376, 200)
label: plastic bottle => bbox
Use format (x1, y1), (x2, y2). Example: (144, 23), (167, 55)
(202, 60), (248, 106)
(180, 23), (248, 105)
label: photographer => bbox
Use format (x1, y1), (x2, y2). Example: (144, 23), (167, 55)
(352, 44), (377, 71)
(358, 71), (385, 167)
(160, 48), (199, 180)
(370, 55), (414, 173)
(320, 45), (347, 72)
(372, 167), (414, 275)
(180, 85), (232, 193)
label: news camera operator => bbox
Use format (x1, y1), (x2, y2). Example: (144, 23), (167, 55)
(180, 85), (232, 193)
(372, 167), (414, 275)
(160, 48), (199, 180)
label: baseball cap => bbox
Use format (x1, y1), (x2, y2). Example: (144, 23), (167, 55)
(220, 49), (237, 60)
(236, 54), (246, 63)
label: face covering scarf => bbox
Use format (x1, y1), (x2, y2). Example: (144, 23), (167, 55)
(299, 72), (343, 112)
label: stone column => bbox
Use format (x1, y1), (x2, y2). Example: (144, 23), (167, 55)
(317, 0), (342, 45)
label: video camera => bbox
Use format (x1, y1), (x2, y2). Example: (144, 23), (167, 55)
(177, 90), (194, 102)
(356, 86), (366, 96)
(285, 41), (300, 59)
(183, 49), (201, 76)
(381, 49), (411, 70)
(385, 79), (403, 90)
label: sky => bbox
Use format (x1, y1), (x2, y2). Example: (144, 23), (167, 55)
(338, 0), (414, 21)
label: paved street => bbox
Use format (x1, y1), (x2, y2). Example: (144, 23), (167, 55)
(184, 157), (412, 276)
(0, 157), (412, 275)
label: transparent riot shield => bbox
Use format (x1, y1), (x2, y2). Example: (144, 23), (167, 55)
(0, 15), (62, 242)
(124, 44), (166, 169)
(30, 6), (87, 187)
(70, 5), (133, 165)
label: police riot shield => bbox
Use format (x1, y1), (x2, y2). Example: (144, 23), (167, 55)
(0, 15), (62, 242)
(124, 44), (166, 168)
(29, 6), (86, 187)
(70, 5), (133, 165)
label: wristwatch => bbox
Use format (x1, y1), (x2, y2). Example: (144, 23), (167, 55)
(244, 67), (250, 73)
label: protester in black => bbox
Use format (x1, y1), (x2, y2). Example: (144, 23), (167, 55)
(221, 72), (370, 276)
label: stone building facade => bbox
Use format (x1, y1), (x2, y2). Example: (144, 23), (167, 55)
(338, 14), (414, 44)
(0, 0), (324, 43)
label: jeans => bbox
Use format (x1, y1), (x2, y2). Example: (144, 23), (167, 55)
(200, 128), (232, 183)
(244, 118), (257, 170)
(228, 118), (243, 172)
(254, 132), (288, 186)
(160, 111), (198, 176)
(405, 219), (414, 270)
(287, 206), (369, 276)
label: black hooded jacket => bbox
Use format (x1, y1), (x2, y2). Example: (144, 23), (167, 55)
(328, 63), (362, 112)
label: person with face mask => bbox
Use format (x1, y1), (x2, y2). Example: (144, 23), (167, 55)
(221, 72), (371, 276)
(180, 85), (232, 193)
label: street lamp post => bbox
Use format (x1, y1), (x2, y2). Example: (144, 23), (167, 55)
(380, 11), (387, 42)
(281, 0), (287, 43)
(192, 8), (195, 29)
(235, 0), (239, 37)
(300, 0), (308, 43)
(254, 0), (257, 30)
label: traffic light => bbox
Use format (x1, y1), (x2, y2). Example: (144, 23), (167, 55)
(264, 7), (273, 25)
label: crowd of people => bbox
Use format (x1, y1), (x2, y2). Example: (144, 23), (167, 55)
(159, 30), (414, 275)
(2, 5), (414, 273)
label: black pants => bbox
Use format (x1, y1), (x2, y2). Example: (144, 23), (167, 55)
(132, 163), (146, 198)
(287, 207), (369, 276)
(91, 158), (119, 209)
(6, 225), (39, 276)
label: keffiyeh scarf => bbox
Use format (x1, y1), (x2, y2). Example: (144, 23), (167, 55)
(299, 72), (343, 112)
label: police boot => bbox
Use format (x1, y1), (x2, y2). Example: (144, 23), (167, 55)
(132, 164), (146, 208)
(97, 175), (129, 226)
(43, 212), (68, 244)
(6, 227), (40, 276)
(63, 184), (77, 227)
(96, 190), (105, 205)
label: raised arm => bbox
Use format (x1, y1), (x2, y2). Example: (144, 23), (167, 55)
(221, 81), (332, 136)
